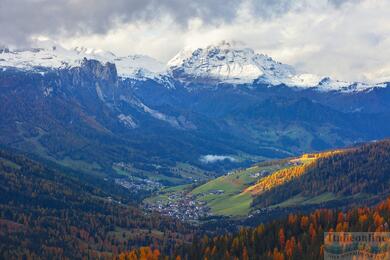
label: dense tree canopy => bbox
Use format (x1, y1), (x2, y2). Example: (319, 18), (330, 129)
(253, 140), (390, 208)
(0, 150), (193, 259)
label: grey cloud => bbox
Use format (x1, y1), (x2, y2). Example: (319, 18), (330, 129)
(248, 0), (358, 20)
(0, 0), (238, 46)
(328, 0), (362, 8)
(0, 0), (357, 46)
(249, 0), (294, 19)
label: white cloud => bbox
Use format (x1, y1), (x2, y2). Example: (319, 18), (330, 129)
(2, 0), (390, 83)
(200, 155), (237, 164)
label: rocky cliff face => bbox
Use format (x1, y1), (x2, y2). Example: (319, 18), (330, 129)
(1, 53), (390, 183)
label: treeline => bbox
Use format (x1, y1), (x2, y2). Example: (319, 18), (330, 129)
(120, 197), (390, 260)
(0, 150), (195, 259)
(252, 140), (390, 208)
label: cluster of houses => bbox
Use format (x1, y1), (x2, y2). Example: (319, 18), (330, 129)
(248, 207), (276, 218)
(114, 177), (163, 193)
(208, 189), (224, 195)
(144, 192), (211, 222)
(249, 169), (270, 178)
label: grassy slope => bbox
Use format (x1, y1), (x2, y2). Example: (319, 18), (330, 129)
(145, 144), (383, 218)
(190, 164), (282, 216)
(143, 183), (197, 205)
(114, 162), (213, 186)
(187, 149), (348, 217)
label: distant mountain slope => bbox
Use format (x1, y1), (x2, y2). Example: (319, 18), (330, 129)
(168, 41), (387, 92)
(0, 41), (167, 80)
(0, 60), (249, 185)
(1, 41), (388, 91)
(1, 42), (390, 186)
(0, 149), (190, 259)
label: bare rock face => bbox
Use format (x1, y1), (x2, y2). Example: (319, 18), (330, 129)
(0, 43), (390, 182)
(80, 58), (117, 83)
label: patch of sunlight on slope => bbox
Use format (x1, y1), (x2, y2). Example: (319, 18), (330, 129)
(211, 193), (252, 216)
(189, 148), (347, 217)
(244, 150), (346, 195)
(191, 164), (281, 217)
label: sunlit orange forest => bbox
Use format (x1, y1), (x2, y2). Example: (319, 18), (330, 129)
(119, 197), (390, 260)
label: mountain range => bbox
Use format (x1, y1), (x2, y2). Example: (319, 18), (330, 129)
(1, 40), (390, 259)
(1, 41), (390, 185)
(1, 41), (388, 91)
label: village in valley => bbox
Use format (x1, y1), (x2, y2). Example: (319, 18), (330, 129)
(143, 191), (212, 222)
(113, 157), (306, 222)
(114, 177), (163, 193)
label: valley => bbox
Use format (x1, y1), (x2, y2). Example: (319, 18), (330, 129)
(1, 138), (388, 258)
(1, 43), (390, 190)
(1, 0), (390, 258)
(143, 140), (390, 222)
(1, 40), (390, 259)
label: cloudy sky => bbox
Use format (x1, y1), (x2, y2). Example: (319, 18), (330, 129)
(1, 0), (390, 82)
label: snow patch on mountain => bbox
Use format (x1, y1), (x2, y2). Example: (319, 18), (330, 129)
(169, 41), (299, 85)
(313, 77), (387, 93)
(1, 40), (388, 93)
(0, 41), (167, 80)
(118, 114), (137, 129)
(119, 96), (195, 130)
(43, 86), (53, 97)
(168, 41), (387, 92)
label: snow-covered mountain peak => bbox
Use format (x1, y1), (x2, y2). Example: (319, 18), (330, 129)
(167, 42), (388, 92)
(168, 42), (298, 84)
(116, 55), (166, 74)
(73, 46), (116, 59)
(0, 40), (388, 92)
(0, 42), (167, 80)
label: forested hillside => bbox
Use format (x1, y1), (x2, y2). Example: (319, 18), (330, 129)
(120, 197), (390, 259)
(1, 140), (389, 259)
(148, 140), (390, 219)
(252, 140), (390, 208)
(0, 150), (193, 259)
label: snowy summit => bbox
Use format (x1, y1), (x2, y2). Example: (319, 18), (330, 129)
(168, 41), (387, 92)
(0, 40), (387, 92)
(0, 40), (167, 79)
